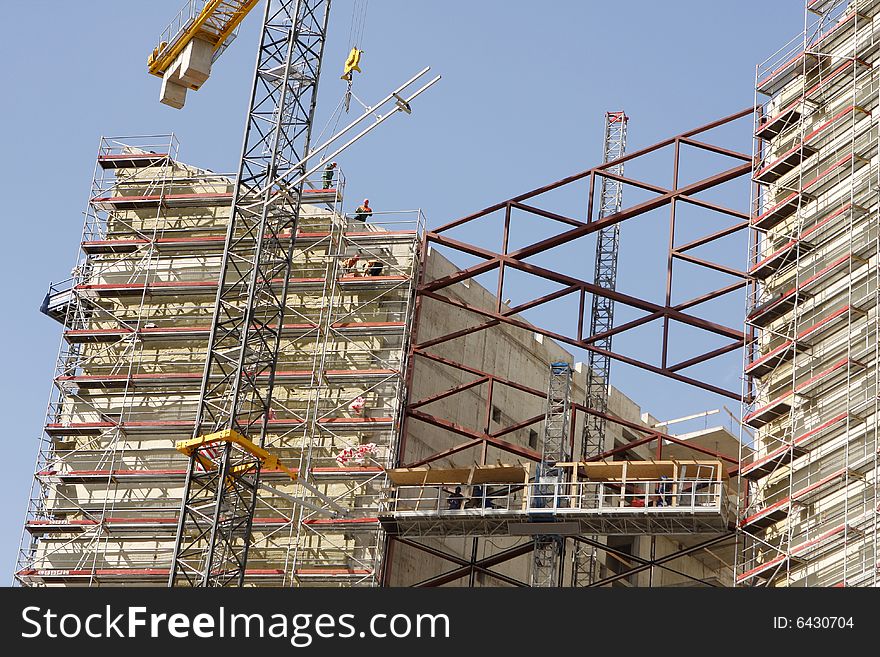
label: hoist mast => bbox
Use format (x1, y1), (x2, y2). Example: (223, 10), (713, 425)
(531, 362), (573, 587)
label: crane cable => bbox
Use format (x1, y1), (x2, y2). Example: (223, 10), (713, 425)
(313, 0), (370, 165)
(342, 0), (369, 112)
(347, 0), (369, 56)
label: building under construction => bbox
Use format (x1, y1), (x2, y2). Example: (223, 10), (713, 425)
(15, 0), (880, 588)
(16, 136), (740, 587)
(739, 0), (880, 587)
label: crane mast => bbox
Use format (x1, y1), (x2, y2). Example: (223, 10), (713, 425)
(582, 111), (628, 460)
(169, 0), (332, 587)
(571, 110), (628, 587)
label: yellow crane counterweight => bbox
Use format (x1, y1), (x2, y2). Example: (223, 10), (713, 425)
(149, 0), (260, 109)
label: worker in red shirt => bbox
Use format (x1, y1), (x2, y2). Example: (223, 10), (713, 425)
(342, 252), (360, 276)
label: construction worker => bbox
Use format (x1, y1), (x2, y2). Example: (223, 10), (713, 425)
(365, 259), (384, 277)
(353, 198), (373, 223)
(655, 475), (672, 507)
(342, 252), (361, 276)
(322, 161), (337, 189)
(467, 485), (484, 509)
(447, 486), (464, 510)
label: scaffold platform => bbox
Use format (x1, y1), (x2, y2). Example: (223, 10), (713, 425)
(379, 461), (732, 538)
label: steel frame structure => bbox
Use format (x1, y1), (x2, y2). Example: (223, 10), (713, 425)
(170, 0), (332, 587)
(390, 534), (736, 589)
(737, 0), (880, 588)
(387, 108), (754, 587)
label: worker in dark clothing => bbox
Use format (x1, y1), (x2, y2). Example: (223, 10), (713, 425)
(322, 161), (337, 189)
(366, 259), (384, 277)
(447, 486), (463, 510)
(353, 198), (373, 223)
(655, 475), (672, 507)
(467, 485), (484, 509)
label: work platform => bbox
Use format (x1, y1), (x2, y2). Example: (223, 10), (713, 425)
(56, 368), (398, 390)
(749, 203), (862, 280)
(45, 415), (394, 437)
(747, 250), (868, 328)
(73, 273), (408, 299)
(751, 153), (870, 232)
(79, 229), (415, 255)
(63, 321), (404, 343)
(97, 152), (170, 169)
(378, 461), (732, 538)
(90, 186), (340, 211)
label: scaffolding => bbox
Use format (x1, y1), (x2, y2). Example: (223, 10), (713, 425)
(739, 0), (880, 587)
(16, 136), (424, 586)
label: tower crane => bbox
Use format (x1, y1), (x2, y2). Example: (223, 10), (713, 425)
(148, 0), (260, 109)
(571, 111), (628, 587)
(582, 111), (628, 458)
(147, 0), (439, 587)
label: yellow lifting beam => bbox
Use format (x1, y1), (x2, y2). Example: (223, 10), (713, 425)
(148, 0), (260, 78)
(175, 428), (298, 481)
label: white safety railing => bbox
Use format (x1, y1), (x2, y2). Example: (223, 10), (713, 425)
(382, 479), (728, 517)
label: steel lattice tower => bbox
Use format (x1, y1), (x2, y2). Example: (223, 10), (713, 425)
(582, 111), (628, 460)
(531, 362), (572, 587)
(572, 110), (627, 587)
(169, 0), (332, 587)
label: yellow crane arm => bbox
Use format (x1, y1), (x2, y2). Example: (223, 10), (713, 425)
(148, 0), (260, 77)
(176, 428), (299, 481)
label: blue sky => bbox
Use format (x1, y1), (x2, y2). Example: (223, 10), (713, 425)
(0, 0), (804, 579)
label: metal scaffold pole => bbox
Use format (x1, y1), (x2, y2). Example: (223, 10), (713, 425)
(169, 0), (332, 587)
(572, 110), (628, 587)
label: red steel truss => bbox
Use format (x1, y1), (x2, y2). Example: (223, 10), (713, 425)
(387, 108), (754, 586)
